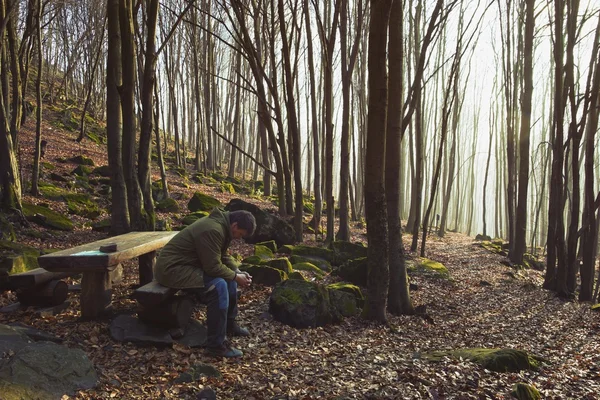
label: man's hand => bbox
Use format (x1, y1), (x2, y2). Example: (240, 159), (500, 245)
(234, 272), (252, 287)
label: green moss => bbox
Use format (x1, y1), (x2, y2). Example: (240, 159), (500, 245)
(22, 203), (74, 231)
(422, 348), (541, 373)
(328, 289), (359, 317)
(281, 244), (336, 264)
(0, 215), (16, 241)
(69, 155), (95, 166)
(266, 258), (293, 274)
(511, 383), (541, 400)
(330, 241), (368, 264)
(413, 258), (450, 279)
(303, 201), (315, 214)
(71, 165), (93, 176)
(293, 262), (325, 278)
(156, 197), (180, 212)
(254, 245), (274, 259)
(242, 255), (266, 265)
(591, 304), (600, 311)
(38, 181), (68, 200)
(64, 193), (101, 219)
(256, 240), (277, 253)
(239, 264), (287, 286)
(91, 218), (111, 232)
(0, 240), (42, 273)
(288, 271), (306, 281)
(327, 282), (364, 306)
(41, 161), (55, 171)
(187, 192), (221, 212)
(221, 182), (235, 194)
(290, 255), (332, 272)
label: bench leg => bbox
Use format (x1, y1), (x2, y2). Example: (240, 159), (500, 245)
(80, 271), (112, 319)
(139, 251), (155, 285)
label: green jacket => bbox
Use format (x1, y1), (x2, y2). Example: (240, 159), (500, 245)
(154, 208), (240, 289)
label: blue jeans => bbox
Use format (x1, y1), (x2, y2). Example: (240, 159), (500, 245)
(203, 275), (238, 347)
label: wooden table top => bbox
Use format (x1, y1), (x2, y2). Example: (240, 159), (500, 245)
(38, 231), (178, 272)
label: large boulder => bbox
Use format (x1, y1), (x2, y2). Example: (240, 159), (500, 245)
(187, 192), (221, 212)
(239, 264), (287, 286)
(329, 241), (368, 265)
(22, 203), (74, 231)
(225, 199), (295, 247)
(336, 257), (368, 286)
(0, 324), (98, 400)
(327, 283), (363, 317)
(269, 280), (339, 328)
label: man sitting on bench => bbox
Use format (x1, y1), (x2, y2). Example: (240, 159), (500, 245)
(154, 208), (256, 358)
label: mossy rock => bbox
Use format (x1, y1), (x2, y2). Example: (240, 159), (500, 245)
(280, 244), (335, 264)
(481, 240), (508, 256)
(49, 172), (70, 183)
(221, 182), (235, 194)
(173, 167), (187, 178)
(336, 257), (368, 286)
(511, 383), (541, 400)
(71, 165), (93, 176)
(330, 241), (368, 265)
(256, 240), (277, 253)
(91, 218), (111, 232)
(0, 241), (42, 274)
(292, 262), (325, 279)
(187, 192), (221, 212)
(328, 288), (359, 317)
(64, 193), (101, 219)
(0, 215), (16, 241)
(266, 258), (293, 274)
(22, 203), (74, 231)
(288, 271), (307, 281)
(327, 282), (364, 308)
(242, 255), (266, 265)
(421, 348), (541, 373)
(38, 182), (68, 200)
(155, 219), (172, 231)
(91, 165), (111, 177)
(41, 161), (56, 171)
(303, 201), (315, 214)
(181, 211), (209, 226)
(254, 245), (274, 260)
(591, 304), (600, 311)
(269, 279), (339, 328)
(156, 198), (180, 213)
(253, 180), (264, 192)
(523, 253), (544, 271)
(69, 155), (95, 166)
(409, 258), (450, 279)
(289, 255), (332, 272)
(239, 264), (287, 286)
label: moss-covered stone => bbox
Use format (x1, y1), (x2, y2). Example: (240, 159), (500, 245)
(239, 264), (287, 286)
(292, 262), (325, 278)
(49, 172), (70, 183)
(511, 383), (541, 400)
(289, 255), (332, 272)
(91, 165), (111, 177)
(591, 304), (600, 311)
(328, 288), (359, 317)
(421, 348), (541, 373)
(156, 198), (180, 212)
(288, 271), (307, 281)
(22, 203), (74, 231)
(257, 240), (278, 253)
(69, 155), (95, 166)
(269, 279), (339, 328)
(71, 165), (93, 176)
(181, 211), (209, 226)
(481, 240), (508, 256)
(254, 245), (274, 260)
(64, 193), (101, 219)
(38, 181), (68, 200)
(330, 241), (368, 265)
(0, 241), (42, 274)
(327, 282), (364, 307)
(266, 258), (293, 274)
(221, 182), (235, 194)
(41, 161), (56, 171)
(409, 258), (450, 279)
(303, 201), (315, 214)
(91, 218), (111, 232)
(280, 244), (336, 264)
(0, 215), (16, 241)
(173, 167), (187, 178)
(242, 255), (266, 265)
(187, 192), (221, 212)
(336, 257), (368, 286)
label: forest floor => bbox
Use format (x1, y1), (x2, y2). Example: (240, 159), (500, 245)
(1, 112), (600, 399)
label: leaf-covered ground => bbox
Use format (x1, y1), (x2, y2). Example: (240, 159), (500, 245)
(2, 115), (600, 399)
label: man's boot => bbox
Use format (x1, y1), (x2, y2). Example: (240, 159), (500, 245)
(204, 292), (242, 358)
(226, 285), (250, 337)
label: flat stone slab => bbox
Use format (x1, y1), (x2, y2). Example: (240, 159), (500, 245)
(8, 322), (63, 343)
(110, 315), (207, 348)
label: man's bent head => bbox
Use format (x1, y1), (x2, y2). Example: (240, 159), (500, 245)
(229, 210), (256, 239)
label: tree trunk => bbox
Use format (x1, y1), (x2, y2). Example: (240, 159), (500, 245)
(364, 0), (393, 323)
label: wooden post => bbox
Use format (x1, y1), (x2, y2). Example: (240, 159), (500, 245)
(139, 251), (155, 285)
(80, 271), (112, 318)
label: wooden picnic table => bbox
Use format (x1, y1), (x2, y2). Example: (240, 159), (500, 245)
(38, 231), (177, 318)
